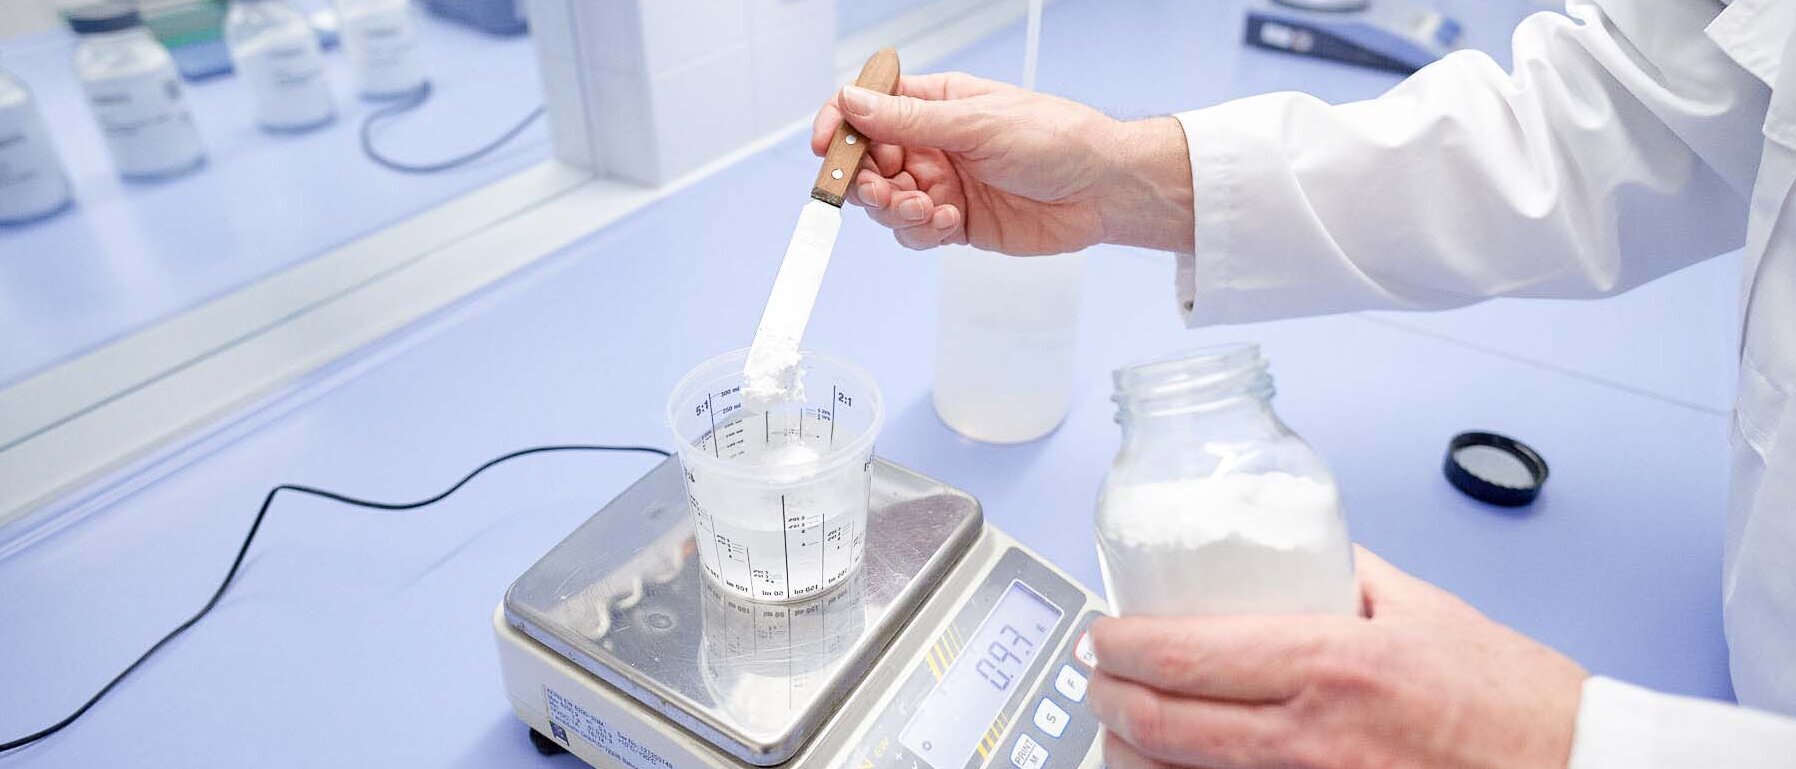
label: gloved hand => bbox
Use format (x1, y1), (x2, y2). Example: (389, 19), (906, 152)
(1087, 546), (1588, 769)
(809, 72), (1194, 255)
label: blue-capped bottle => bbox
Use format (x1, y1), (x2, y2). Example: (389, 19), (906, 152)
(68, 2), (207, 180)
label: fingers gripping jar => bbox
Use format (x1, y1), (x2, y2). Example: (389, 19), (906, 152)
(1096, 344), (1358, 616)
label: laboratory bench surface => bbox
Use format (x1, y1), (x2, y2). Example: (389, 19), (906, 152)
(0, 0), (1746, 765)
(0, 9), (550, 388)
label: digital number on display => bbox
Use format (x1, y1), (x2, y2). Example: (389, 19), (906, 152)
(898, 582), (1062, 769)
(974, 623), (1037, 692)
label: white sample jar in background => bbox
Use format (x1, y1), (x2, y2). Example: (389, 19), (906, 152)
(225, 0), (334, 131)
(1096, 344), (1359, 616)
(668, 349), (884, 604)
(933, 246), (1083, 443)
(0, 66), (72, 224)
(68, 4), (206, 180)
(334, 0), (426, 99)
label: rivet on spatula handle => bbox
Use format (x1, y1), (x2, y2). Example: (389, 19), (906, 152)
(812, 48), (901, 207)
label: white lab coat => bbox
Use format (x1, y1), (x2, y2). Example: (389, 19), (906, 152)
(1173, 0), (1796, 764)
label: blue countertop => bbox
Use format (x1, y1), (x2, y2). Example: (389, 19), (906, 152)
(0, 1), (1744, 765)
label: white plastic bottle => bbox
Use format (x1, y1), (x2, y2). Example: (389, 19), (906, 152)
(932, 246), (1083, 443)
(930, 0), (1082, 444)
(0, 66), (72, 224)
(69, 4), (206, 180)
(334, 0), (426, 99)
(225, 0), (334, 131)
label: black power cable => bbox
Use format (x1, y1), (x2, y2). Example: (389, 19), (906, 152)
(0, 443), (671, 753)
(359, 81), (546, 175)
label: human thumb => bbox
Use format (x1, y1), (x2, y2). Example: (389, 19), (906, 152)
(838, 85), (979, 152)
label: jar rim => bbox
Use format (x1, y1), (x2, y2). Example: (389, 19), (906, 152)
(1116, 341), (1263, 388)
(1112, 343), (1273, 420)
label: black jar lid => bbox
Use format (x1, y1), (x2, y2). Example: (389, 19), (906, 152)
(1443, 431), (1548, 507)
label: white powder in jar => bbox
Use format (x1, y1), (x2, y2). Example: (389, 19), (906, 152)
(1097, 472), (1359, 616)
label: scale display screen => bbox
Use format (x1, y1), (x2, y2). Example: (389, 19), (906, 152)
(899, 581), (1062, 768)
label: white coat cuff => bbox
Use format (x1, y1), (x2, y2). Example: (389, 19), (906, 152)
(1172, 105), (1235, 327)
(1568, 676), (1796, 768)
(1172, 97), (1336, 328)
(1567, 677), (1656, 769)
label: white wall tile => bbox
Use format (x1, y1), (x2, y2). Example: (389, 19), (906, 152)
(747, 0), (832, 41)
(525, 0), (577, 58)
(636, 0), (749, 76)
(562, 0), (777, 185)
(646, 44), (755, 181)
(587, 68), (660, 183)
(572, 0), (646, 74)
(533, 49), (599, 170)
(748, 19), (833, 135)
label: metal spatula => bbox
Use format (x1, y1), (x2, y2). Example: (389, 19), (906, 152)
(743, 48), (902, 411)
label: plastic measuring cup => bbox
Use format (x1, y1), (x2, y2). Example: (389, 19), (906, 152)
(667, 349), (883, 603)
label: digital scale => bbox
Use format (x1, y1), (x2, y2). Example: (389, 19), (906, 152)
(494, 458), (1109, 769)
(1244, 0), (1464, 74)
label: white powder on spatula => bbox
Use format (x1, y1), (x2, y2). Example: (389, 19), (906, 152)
(742, 200), (842, 412)
(743, 343), (803, 413)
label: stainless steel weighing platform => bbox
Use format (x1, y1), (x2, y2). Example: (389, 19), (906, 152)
(494, 458), (1108, 769)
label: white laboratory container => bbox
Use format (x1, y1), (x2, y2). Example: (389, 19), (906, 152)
(69, 4), (206, 180)
(0, 66), (72, 224)
(667, 349), (883, 604)
(1096, 344), (1359, 616)
(933, 245), (1083, 443)
(334, 0), (426, 99)
(225, 0), (334, 131)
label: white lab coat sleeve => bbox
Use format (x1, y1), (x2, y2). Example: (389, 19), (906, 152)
(1172, 0), (1768, 326)
(1568, 676), (1796, 768)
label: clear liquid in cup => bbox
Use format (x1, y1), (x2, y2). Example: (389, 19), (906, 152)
(669, 350), (882, 604)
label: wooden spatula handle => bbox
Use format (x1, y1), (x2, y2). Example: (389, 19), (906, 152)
(811, 48), (901, 207)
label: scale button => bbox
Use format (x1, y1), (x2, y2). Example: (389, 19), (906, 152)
(1011, 734), (1049, 769)
(1034, 698), (1069, 738)
(1054, 665), (1088, 702)
(1074, 631), (1096, 667)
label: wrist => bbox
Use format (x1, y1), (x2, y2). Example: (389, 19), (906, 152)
(1471, 650), (1586, 769)
(1538, 668), (1588, 769)
(1096, 117), (1195, 252)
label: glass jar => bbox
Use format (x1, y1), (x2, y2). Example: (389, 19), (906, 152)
(1096, 344), (1358, 616)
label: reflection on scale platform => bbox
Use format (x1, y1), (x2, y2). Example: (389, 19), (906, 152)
(701, 571), (868, 735)
(527, 509), (693, 644)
